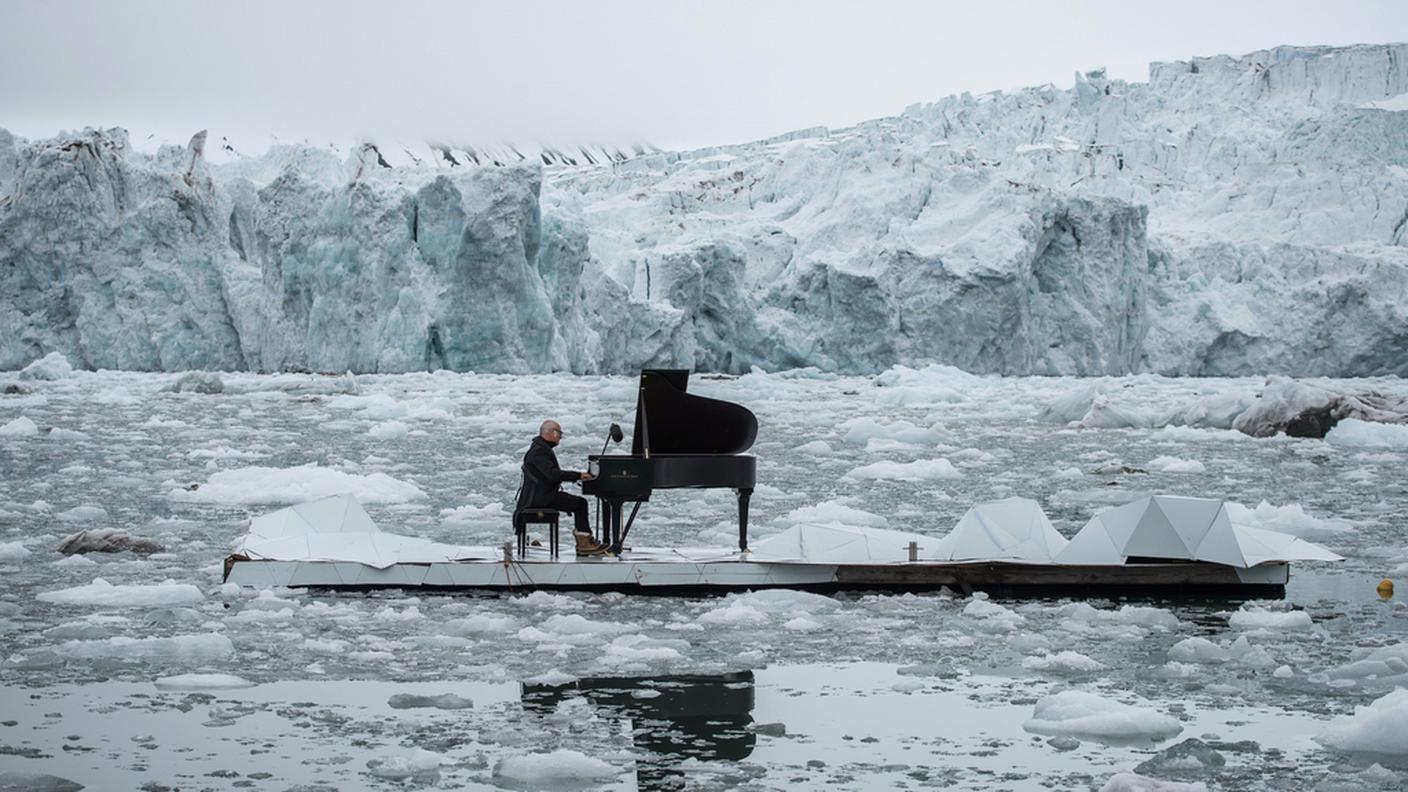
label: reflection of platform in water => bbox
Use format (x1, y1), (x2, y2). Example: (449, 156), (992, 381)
(523, 671), (756, 790)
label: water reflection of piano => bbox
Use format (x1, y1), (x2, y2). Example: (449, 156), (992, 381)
(521, 671), (756, 790)
(583, 369), (758, 552)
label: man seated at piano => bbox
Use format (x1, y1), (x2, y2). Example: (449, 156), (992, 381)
(517, 420), (606, 557)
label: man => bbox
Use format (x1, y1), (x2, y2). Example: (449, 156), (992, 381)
(517, 420), (606, 557)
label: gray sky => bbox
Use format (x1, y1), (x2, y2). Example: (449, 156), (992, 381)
(3, 0), (1406, 152)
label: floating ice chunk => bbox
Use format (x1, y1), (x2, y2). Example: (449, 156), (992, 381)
(1148, 456), (1207, 474)
(776, 499), (888, 529)
(1057, 603), (1180, 630)
(729, 588), (841, 615)
(440, 502), (509, 527)
(603, 634), (688, 664)
(1274, 665), (1294, 678)
(1228, 605), (1313, 631)
(539, 614), (637, 636)
(1023, 651), (1108, 675)
(38, 578), (204, 607)
(1326, 419), (1408, 450)
(794, 440), (833, 455)
(1318, 688), (1408, 755)
(1167, 637), (1229, 664)
(872, 365), (977, 406)
(493, 749), (620, 784)
(783, 616), (823, 632)
(0, 541), (31, 563)
(1224, 500), (1353, 539)
(0, 771), (85, 791)
(1331, 643), (1408, 682)
(56, 633), (235, 661)
(368, 420), (410, 439)
(840, 417), (949, 447)
(172, 463), (426, 504)
(698, 600), (768, 626)
(367, 748), (445, 781)
(0, 416), (39, 437)
(1099, 772), (1208, 791)
(1043, 383), (1103, 423)
(56, 505), (109, 523)
(1024, 690), (1182, 740)
(1226, 635), (1276, 667)
(443, 613), (519, 635)
(18, 351), (74, 380)
(525, 669), (577, 686)
(387, 693), (473, 710)
(892, 678), (924, 693)
(1054, 466), (1083, 479)
(47, 427), (89, 441)
(1081, 395), (1157, 429)
(95, 387), (138, 405)
(963, 596), (1025, 631)
(154, 673), (254, 690)
(844, 458), (960, 482)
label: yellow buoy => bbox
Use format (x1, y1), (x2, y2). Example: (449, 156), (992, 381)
(1378, 579), (1395, 599)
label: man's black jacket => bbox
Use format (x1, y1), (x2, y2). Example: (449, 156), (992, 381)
(516, 435), (582, 511)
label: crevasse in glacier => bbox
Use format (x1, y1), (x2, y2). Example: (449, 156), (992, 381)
(1, 43), (1405, 375)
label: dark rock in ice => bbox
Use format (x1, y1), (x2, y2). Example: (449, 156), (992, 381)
(1233, 378), (1408, 438)
(57, 529), (163, 556)
(1, 383), (28, 395)
(0, 771), (84, 791)
(1047, 736), (1080, 751)
(386, 693), (473, 710)
(1135, 737), (1227, 778)
(753, 722), (787, 737)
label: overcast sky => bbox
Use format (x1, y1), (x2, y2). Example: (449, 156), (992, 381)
(3, 0), (1406, 152)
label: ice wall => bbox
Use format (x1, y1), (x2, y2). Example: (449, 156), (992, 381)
(2, 43), (1406, 375)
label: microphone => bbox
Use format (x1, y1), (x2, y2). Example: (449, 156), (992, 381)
(600, 422), (624, 456)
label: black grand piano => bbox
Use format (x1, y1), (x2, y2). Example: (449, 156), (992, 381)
(582, 369), (758, 553)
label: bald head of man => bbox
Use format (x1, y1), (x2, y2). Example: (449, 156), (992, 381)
(539, 420), (563, 446)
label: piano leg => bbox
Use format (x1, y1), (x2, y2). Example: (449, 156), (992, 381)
(736, 488), (753, 552)
(607, 500), (624, 552)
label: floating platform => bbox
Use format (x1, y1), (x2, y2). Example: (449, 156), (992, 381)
(223, 544), (1292, 597)
(222, 494), (1341, 598)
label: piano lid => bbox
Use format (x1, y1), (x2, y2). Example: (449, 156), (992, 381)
(632, 369), (758, 456)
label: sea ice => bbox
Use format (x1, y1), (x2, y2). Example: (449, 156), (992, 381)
(171, 463), (427, 504)
(1326, 418), (1408, 450)
(1023, 651), (1108, 675)
(1167, 638), (1229, 665)
(1148, 456), (1207, 474)
(1099, 773), (1208, 792)
(54, 633), (235, 661)
(844, 458), (961, 482)
(153, 673), (254, 690)
(493, 748), (620, 784)
(17, 352), (74, 380)
(367, 748), (446, 781)
(1317, 688), (1408, 755)
(0, 541), (31, 562)
(37, 578), (204, 607)
(1023, 690), (1183, 740)
(0, 415), (39, 436)
(1227, 605), (1314, 631)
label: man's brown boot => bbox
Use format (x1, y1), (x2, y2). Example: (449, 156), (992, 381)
(575, 532), (606, 557)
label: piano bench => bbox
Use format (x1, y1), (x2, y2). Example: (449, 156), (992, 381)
(514, 509), (560, 559)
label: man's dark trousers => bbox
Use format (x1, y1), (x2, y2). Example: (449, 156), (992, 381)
(547, 492), (591, 535)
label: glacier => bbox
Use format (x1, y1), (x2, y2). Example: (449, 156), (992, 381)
(2, 42), (1406, 375)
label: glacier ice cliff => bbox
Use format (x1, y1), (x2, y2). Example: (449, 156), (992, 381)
(2, 43), (1406, 375)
